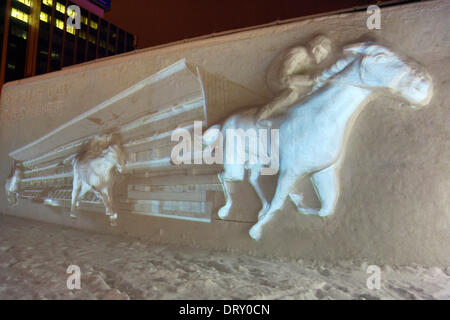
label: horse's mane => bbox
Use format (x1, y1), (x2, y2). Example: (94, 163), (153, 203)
(311, 54), (359, 93)
(76, 133), (123, 161)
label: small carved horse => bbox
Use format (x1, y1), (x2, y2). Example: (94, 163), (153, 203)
(5, 164), (23, 205)
(71, 134), (126, 226)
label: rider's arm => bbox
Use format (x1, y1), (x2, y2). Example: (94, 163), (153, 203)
(278, 46), (310, 87)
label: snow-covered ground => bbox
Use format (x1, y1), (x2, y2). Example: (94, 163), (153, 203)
(0, 214), (448, 300)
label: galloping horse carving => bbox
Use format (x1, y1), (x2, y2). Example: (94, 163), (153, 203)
(71, 134), (126, 226)
(5, 164), (23, 205)
(204, 42), (433, 240)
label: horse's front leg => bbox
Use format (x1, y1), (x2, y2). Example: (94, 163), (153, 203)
(217, 172), (233, 219)
(13, 191), (19, 204)
(70, 174), (81, 218)
(249, 170), (300, 240)
(248, 166), (269, 219)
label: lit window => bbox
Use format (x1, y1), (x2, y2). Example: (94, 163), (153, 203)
(55, 19), (64, 30)
(81, 16), (88, 25)
(90, 20), (98, 30)
(89, 34), (96, 44)
(40, 11), (49, 23)
(79, 31), (86, 40)
(42, 0), (53, 7)
(17, 0), (31, 6)
(56, 2), (65, 14)
(11, 8), (29, 24)
(66, 25), (75, 35)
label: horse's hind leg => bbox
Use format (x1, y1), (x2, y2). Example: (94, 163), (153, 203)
(98, 187), (118, 227)
(7, 192), (17, 205)
(217, 172), (233, 219)
(248, 166), (269, 219)
(294, 163), (339, 217)
(310, 164), (339, 217)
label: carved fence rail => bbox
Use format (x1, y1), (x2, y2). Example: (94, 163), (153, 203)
(9, 59), (265, 223)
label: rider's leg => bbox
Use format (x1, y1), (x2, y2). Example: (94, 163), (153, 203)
(256, 87), (299, 124)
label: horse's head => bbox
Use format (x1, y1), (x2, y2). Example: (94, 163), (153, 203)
(343, 42), (433, 107)
(103, 144), (126, 174)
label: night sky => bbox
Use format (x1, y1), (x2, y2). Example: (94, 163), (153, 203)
(105, 0), (385, 49)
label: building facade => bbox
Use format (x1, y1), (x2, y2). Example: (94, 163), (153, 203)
(0, 0), (135, 88)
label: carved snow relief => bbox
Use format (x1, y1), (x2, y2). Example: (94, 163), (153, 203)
(205, 41), (433, 240)
(7, 59), (264, 225)
(6, 40), (433, 241)
(70, 134), (126, 226)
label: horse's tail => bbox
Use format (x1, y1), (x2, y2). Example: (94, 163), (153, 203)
(202, 124), (222, 146)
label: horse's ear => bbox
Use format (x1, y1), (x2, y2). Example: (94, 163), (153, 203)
(343, 41), (373, 56)
(107, 144), (120, 155)
(102, 146), (111, 155)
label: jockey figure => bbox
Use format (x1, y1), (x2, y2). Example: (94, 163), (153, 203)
(256, 35), (332, 126)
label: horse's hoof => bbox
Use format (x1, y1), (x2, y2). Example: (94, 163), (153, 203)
(296, 206), (319, 215)
(318, 209), (332, 217)
(109, 213), (118, 227)
(69, 212), (77, 219)
(249, 226), (262, 241)
(289, 193), (304, 208)
(218, 207), (229, 220)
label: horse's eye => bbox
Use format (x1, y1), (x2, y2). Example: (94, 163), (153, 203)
(373, 53), (386, 62)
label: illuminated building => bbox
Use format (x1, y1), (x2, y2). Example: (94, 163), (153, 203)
(0, 0), (135, 89)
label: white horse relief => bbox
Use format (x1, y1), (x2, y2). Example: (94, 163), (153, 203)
(5, 164), (23, 205)
(71, 134), (126, 226)
(203, 42), (433, 240)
